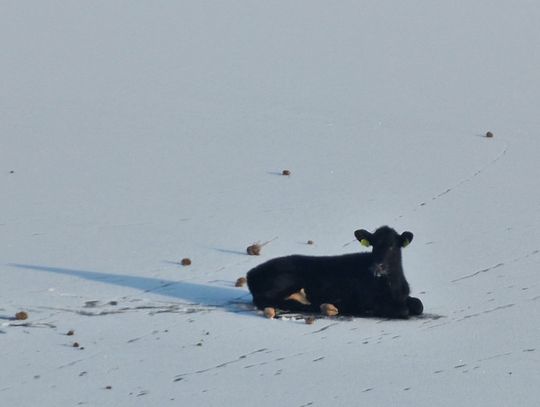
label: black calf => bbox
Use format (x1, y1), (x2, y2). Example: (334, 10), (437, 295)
(246, 226), (423, 318)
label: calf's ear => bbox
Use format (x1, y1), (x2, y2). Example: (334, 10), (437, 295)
(354, 229), (372, 247)
(401, 231), (414, 248)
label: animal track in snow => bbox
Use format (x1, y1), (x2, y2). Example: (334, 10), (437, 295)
(173, 348), (269, 382)
(405, 138), (508, 214)
(452, 248), (540, 283)
(40, 303), (214, 317)
(386, 136), (510, 228)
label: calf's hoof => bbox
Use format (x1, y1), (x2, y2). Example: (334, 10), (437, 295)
(407, 297), (424, 316)
(320, 303), (339, 316)
(263, 307), (276, 319)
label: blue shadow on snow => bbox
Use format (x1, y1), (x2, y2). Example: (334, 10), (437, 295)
(8, 263), (253, 311)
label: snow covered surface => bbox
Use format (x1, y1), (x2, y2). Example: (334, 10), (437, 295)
(2, 2), (540, 406)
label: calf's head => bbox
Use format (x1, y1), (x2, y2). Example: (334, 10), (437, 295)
(354, 226), (413, 278)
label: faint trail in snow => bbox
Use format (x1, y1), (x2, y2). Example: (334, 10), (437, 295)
(243, 352), (306, 369)
(424, 305), (516, 329)
(5, 321), (56, 329)
(418, 139), (508, 206)
(476, 352), (513, 362)
(39, 303), (215, 317)
(451, 263), (505, 283)
(341, 137), (507, 249)
(415, 313), (445, 320)
(458, 304), (515, 321)
(392, 137), (509, 224)
(58, 358), (90, 369)
(451, 248), (540, 283)
(307, 322), (340, 334)
(173, 348), (268, 382)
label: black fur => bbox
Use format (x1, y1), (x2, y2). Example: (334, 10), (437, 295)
(247, 226), (423, 318)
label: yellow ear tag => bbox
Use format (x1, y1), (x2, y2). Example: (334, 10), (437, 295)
(402, 239), (410, 248)
(360, 239), (370, 247)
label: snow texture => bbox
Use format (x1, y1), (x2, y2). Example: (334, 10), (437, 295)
(1, 1), (539, 406)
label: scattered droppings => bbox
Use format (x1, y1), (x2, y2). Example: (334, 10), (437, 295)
(15, 311), (28, 321)
(486, 131), (494, 138)
(264, 307), (276, 319)
(307, 240), (314, 245)
(247, 243), (262, 256)
(235, 277), (247, 287)
(181, 258), (192, 266)
(247, 237), (278, 255)
(320, 303), (339, 316)
(66, 330), (75, 336)
(305, 316), (316, 325)
(282, 169), (291, 176)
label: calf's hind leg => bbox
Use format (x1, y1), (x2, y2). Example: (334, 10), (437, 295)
(277, 288), (319, 313)
(249, 272), (305, 309)
(252, 288), (318, 313)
